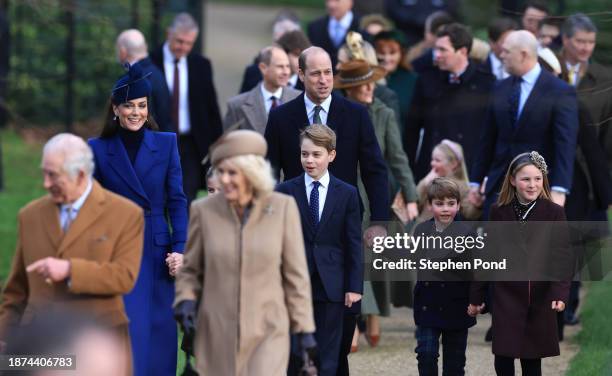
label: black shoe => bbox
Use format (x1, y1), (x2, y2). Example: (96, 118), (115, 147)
(485, 327), (492, 342)
(565, 314), (580, 326)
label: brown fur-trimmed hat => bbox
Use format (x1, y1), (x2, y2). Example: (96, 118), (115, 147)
(210, 130), (267, 166)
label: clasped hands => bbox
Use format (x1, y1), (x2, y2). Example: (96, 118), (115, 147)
(165, 252), (183, 276)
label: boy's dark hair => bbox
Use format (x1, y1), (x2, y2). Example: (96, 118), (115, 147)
(427, 177), (461, 203)
(300, 124), (336, 152)
(436, 23), (473, 54)
(488, 17), (519, 42)
(539, 16), (563, 31)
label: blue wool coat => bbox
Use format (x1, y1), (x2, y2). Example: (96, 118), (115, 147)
(89, 129), (188, 376)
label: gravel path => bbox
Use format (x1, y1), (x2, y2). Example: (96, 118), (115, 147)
(348, 307), (580, 375)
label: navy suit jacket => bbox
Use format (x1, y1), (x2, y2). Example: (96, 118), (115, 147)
(265, 92), (390, 221)
(135, 57), (172, 132)
(471, 68), (579, 195)
(307, 14), (361, 70)
(277, 173), (363, 302)
(89, 130), (188, 251)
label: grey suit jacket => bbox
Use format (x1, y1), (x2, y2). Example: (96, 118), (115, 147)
(223, 83), (301, 134)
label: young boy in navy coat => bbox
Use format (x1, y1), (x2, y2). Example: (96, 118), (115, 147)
(277, 124), (363, 376)
(412, 177), (476, 376)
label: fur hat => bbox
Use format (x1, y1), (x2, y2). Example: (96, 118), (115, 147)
(210, 130), (268, 166)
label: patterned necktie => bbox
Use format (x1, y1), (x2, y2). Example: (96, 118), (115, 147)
(171, 59), (180, 132)
(270, 96), (278, 111)
(508, 76), (522, 127)
(568, 65), (578, 86)
(62, 206), (75, 233)
(309, 181), (321, 227)
(312, 105), (322, 125)
(449, 73), (460, 84)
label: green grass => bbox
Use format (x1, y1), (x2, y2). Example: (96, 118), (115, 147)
(0, 129), (45, 282)
(567, 281), (612, 376)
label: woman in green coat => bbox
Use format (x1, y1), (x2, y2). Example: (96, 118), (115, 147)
(336, 59), (419, 350)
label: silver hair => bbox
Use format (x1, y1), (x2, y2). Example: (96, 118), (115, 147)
(562, 13), (597, 38)
(220, 155), (276, 196)
(272, 19), (300, 41)
(43, 133), (95, 179)
(507, 30), (538, 58)
(116, 29), (148, 59)
(169, 12), (199, 35)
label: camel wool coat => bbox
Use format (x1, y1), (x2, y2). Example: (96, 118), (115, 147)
(175, 192), (315, 376)
(0, 180), (144, 375)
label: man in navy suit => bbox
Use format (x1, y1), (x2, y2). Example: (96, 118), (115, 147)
(470, 30), (579, 215)
(150, 13), (223, 204)
(307, 0), (360, 70)
(265, 46), (387, 375)
(116, 29), (172, 132)
(277, 124), (362, 376)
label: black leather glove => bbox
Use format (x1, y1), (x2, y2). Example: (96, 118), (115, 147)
(297, 333), (318, 376)
(174, 300), (197, 354)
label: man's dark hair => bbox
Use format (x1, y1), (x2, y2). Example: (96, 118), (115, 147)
(488, 17), (519, 42)
(437, 23), (473, 54)
(427, 11), (454, 35)
(538, 16), (563, 30)
(523, 1), (549, 15)
(276, 30), (311, 55)
(562, 13), (597, 38)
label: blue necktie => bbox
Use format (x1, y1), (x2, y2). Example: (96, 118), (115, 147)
(509, 76), (522, 127)
(309, 181), (321, 227)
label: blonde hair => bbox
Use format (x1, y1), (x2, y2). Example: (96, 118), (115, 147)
(433, 140), (469, 184)
(221, 154), (276, 197)
(497, 152), (551, 206)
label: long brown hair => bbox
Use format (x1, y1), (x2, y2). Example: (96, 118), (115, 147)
(497, 152), (551, 206)
(100, 98), (159, 138)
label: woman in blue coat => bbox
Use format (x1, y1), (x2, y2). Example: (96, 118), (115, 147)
(89, 64), (188, 376)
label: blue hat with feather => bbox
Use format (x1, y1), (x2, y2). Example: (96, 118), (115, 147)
(111, 63), (152, 104)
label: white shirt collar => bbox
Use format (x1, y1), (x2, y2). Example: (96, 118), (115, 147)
(163, 42), (185, 65)
(521, 63), (542, 86)
(565, 61), (581, 71)
(304, 93), (332, 116)
(329, 11), (353, 30)
(260, 84), (283, 102)
(304, 170), (330, 189)
(62, 178), (93, 212)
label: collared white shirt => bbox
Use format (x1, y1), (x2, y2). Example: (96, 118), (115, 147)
(489, 52), (509, 81)
(328, 11), (353, 46)
(163, 42), (191, 134)
(565, 61), (581, 86)
(304, 94), (332, 125)
(288, 74), (299, 88)
(305, 170), (330, 220)
(260, 84), (283, 114)
(60, 178), (93, 230)
(517, 63), (542, 118)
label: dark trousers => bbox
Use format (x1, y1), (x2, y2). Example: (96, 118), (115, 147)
(415, 326), (468, 376)
(494, 356), (541, 376)
(336, 313), (357, 376)
(313, 302), (344, 376)
(178, 134), (203, 205)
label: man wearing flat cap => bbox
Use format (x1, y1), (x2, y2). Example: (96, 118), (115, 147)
(0, 133), (144, 376)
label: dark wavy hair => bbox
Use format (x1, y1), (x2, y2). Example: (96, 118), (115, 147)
(100, 97), (159, 138)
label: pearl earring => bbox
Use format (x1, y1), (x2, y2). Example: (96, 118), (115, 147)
(113, 115), (118, 121)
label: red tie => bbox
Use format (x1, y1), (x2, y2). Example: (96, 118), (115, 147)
(171, 59), (180, 133)
(270, 96), (278, 111)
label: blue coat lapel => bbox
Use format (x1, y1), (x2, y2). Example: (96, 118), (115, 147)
(326, 93), (345, 131)
(133, 130), (159, 183)
(106, 134), (149, 203)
